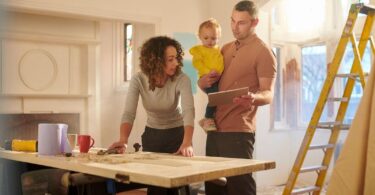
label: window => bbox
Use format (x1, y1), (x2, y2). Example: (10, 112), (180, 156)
(271, 45), (329, 130)
(124, 23), (133, 81)
(301, 45), (327, 124)
(272, 47), (284, 124)
(271, 7), (280, 26)
(114, 22), (134, 90)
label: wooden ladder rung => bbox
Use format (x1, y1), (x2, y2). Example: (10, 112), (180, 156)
(340, 124), (351, 130)
(300, 165), (327, 173)
(327, 97), (349, 102)
(315, 122), (350, 130)
(336, 72), (369, 79)
(309, 144), (335, 150)
(291, 186), (320, 195)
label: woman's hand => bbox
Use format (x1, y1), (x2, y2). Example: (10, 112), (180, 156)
(174, 143), (194, 157)
(108, 141), (128, 154)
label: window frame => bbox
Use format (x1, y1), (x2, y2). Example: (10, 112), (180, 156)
(113, 22), (134, 91)
(271, 45), (287, 130)
(271, 43), (330, 131)
(299, 43), (328, 127)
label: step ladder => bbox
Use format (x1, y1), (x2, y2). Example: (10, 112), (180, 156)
(283, 3), (375, 195)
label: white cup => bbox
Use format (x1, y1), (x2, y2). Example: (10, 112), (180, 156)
(67, 133), (77, 150)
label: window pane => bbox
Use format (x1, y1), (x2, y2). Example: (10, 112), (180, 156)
(301, 45), (327, 123)
(272, 47), (282, 122)
(124, 24), (133, 81)
(340, 42), (371, 123)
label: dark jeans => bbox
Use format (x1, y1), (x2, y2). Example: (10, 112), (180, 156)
(204, 82), (219, 118)
(205, 131), (256, 195)
(142, 126), (184, 153)
(142, 126), (186, 195)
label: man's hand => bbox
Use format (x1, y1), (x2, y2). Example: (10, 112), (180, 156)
(233, 77), (276, 108)
(233, 92), (256, 110)
(198, 71), (221, 90)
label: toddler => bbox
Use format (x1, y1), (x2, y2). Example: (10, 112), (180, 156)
(189, 18), (224, 131)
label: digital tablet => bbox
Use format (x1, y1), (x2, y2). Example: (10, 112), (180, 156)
(208, 87), (249, 106)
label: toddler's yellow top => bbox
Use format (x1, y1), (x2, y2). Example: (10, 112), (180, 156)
(189, 45), (224, 77)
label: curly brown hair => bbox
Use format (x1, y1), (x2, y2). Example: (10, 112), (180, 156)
(139, 36), (184, 91)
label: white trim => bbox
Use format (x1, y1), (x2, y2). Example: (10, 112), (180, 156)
(0, 32), (100, 45)
(271, 45), (287, 131)
(2, 0), (161, 24)
(112, 22), (129, 92)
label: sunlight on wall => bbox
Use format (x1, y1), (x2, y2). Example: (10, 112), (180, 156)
(283, 0), (325, 33)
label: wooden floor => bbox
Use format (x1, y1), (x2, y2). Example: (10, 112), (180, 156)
(117, 189), (147, 195)
(117, 185), (327, 195)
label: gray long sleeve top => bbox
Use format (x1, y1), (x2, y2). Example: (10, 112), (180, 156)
(121, 72), (195, 129)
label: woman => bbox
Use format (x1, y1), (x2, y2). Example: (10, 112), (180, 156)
(109, 36), (195, 194)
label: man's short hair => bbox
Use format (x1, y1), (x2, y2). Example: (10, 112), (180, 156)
(234, 0), (258, 19)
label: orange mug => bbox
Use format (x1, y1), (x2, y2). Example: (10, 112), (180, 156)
(78, 135), (95, 153)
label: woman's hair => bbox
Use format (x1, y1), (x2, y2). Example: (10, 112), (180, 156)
(139, 36), (184, 91)
(198, 18), (221, 37)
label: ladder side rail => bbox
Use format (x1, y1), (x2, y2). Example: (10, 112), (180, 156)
(355, 13), (374, 87)
(282, 6), (361, 195)
(369, 36), (375, 55)
(350, 33), (367, 88)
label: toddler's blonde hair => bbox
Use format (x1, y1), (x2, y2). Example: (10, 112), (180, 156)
(198, 18), (221, 37)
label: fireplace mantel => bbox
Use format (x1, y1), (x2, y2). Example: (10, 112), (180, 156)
(0, 10), (101, 144)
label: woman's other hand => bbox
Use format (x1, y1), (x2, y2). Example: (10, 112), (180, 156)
(108, 141), (128, 154)
(174, 143), (194, 157)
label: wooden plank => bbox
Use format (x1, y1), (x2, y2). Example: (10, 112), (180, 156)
(0, 148), (275, 188)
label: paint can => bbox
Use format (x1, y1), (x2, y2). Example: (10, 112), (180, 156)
(4, 139), (38, 152)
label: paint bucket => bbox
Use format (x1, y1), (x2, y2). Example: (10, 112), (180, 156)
(37, 123), (71, 155)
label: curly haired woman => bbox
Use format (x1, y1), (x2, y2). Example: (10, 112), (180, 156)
(109, 36), (195, 194)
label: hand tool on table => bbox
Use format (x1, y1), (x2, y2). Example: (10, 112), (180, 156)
(97, 147), (121, 155)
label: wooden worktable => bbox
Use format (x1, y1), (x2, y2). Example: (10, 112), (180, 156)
(0, 148), (275, 188)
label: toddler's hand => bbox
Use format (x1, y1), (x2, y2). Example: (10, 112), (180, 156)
(209, 70), (220, 77)
(198, 73), (220, 89)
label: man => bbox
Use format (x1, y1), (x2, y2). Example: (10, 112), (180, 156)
(198, 1), (277, 194)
